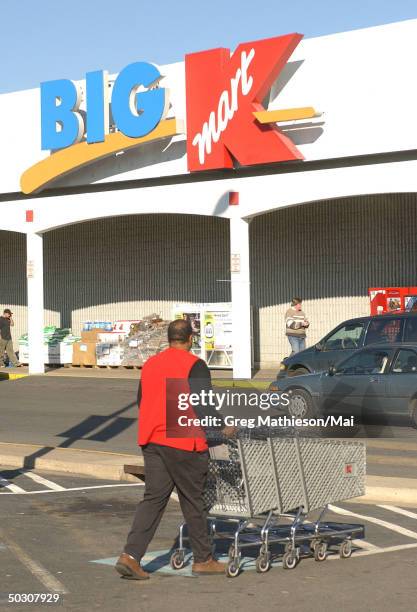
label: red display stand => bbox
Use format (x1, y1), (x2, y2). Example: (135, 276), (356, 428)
(369, 287), (417, 315)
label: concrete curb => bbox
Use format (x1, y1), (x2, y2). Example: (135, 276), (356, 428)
(0, 443), (142, 483)
(3, 367), (279, 382)
(1, 442), (417, 504)
(356, 475), (417, 505)
(0, 372), (28, 381)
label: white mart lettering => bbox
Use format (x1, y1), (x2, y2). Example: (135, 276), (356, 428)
(192, 48), (255, 164)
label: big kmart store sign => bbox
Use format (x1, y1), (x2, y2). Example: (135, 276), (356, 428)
(21, 33), (317, 194)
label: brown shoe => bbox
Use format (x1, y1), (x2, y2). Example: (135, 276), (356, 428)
(192, 557), (227, 576)
(115, 553), (149, 580)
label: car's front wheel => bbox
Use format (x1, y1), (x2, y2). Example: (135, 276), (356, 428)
(288, 388), (316, 419)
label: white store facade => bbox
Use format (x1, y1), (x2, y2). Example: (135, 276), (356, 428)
(1, 19), (417, 378)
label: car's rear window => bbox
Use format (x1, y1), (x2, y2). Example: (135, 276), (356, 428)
(365, 318), (403, 345)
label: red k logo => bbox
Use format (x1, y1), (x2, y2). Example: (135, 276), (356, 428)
(185, 34), (304, 172)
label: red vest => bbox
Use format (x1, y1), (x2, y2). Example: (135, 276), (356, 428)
(138, 347), (208, 452)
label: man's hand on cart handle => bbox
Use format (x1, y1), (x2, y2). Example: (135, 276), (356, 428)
(221, 425), (238, 439)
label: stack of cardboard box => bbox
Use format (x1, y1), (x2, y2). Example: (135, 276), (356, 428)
(72, 329), (101, 366)
(72, 321), (141, 366)
(71, 317), (168, 367)
(95, 331), (125, 366)
(95, 321), (142, 366)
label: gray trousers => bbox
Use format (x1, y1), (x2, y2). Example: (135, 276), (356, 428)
(124, 444), (212, 563)
(0, 339), (18, 366)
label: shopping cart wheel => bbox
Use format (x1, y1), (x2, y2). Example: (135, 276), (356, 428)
(284, 542), (293, 554)
(309, 539), (320, 552)
(339, 539), (353, 559)
(226, 561), (240, 578)
(282, 550), (299, 570)
(313, 541), (327, 562)
(170, 550), (185, 570)
(255, 554), (271, 573)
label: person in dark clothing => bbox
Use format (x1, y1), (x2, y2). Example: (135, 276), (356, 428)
(0, 309), (20, 367)
(116, 319), (235, 580)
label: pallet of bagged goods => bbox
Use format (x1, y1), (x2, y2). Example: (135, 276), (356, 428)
(19, 327), (80, 365)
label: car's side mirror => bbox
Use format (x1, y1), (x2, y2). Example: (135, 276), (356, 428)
(328, 365), (336, 376)
(315, 342), (323, 351)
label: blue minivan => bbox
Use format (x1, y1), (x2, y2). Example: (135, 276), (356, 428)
(278, 312), (417, 378)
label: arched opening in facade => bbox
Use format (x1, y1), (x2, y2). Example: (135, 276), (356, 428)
(250, 193), (417, 366)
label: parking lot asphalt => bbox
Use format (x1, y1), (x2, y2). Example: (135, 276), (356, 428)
(0, 377), (417, 485)
(1, 469), (417, 612)
(0, 377), (139, 455)
(1, 377), (417, 453)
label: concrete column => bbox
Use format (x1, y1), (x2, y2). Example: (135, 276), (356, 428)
(230, 214), (252, 379)
(26, 232), (45, 374)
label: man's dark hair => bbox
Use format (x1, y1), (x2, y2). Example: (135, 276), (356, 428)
(291, 297), (302, 306)
(168, 319), (193, 343)
(3, 309), (12, 315)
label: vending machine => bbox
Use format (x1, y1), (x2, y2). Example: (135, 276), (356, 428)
(369, 287), (417, 315)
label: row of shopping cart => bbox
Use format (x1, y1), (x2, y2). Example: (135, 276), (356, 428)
(170, 429), (366, 577)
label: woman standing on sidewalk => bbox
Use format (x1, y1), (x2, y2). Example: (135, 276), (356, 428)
(285, 297), (309, 356)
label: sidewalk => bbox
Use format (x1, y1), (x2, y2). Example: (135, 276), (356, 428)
(0, 442), (141, 482)
(1, 441), (417, 505)
(1, 365), (278, 382)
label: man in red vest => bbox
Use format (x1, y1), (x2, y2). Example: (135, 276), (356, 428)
(115, 319), (233, 579)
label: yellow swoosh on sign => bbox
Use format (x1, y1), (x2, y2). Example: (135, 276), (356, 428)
(253, 107), (319, 123)
(20, 118), (183, 194)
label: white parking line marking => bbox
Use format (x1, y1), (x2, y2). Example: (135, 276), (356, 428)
(20, 470), (65, 491)
(329, 504), (417, 540)
(351, 539), (379, 550)
(0, 530), (68, 594)
(0, 475), (26, 493)
(327, 541), (417, 560)
(378, 505), (417, 521)
(0, 482), (145, 495)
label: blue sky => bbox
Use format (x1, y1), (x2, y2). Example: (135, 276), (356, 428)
(1, 0), (417, 93)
